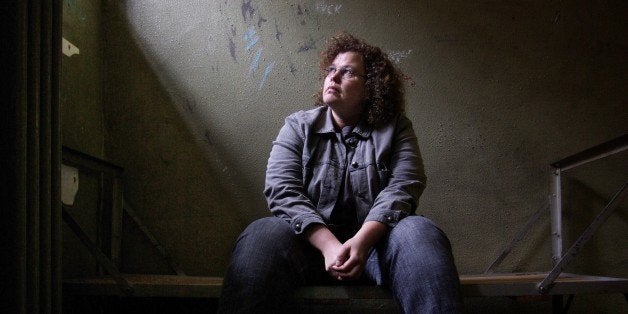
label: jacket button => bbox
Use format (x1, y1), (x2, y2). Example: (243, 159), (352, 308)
(351, 162), (359, 168)
(295, 223), (302, 231)
(385, 215), (393, 222)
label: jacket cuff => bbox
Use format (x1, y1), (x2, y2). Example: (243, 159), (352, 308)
(290, 212), (326, 234)
(364, 209), (408, 228)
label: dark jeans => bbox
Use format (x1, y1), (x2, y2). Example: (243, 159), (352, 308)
(218, 216), (462, 313)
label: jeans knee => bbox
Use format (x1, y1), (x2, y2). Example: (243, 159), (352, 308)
(397, 216), (445, 238)
(386, 216), (458, 275)
(387, 216), (453, 255)
(237, 217), (293, 250)
(221, 217), (301, 313)
(245, 216), (291, 235)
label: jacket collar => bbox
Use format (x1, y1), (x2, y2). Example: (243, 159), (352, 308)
(315, 106), (372, 139)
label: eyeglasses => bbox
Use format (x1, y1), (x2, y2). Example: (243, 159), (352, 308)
(325, 66), (366, 80)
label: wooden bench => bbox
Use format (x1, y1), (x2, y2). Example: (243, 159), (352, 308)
(61, 136), (628, 312)
(63, 273), (628, 298)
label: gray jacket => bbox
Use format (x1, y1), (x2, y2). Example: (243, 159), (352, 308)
(264, 106), (426, 235)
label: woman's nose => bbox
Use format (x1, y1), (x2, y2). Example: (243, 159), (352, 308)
(329, 70), (342, 82)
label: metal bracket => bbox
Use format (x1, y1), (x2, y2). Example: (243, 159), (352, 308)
(537, 183), (628, 293)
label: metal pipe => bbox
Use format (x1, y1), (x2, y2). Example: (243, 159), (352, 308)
(558, 145), (628, 172)
(551, 134), (628, 171)
(484, 202), (546, 274)
(550, 167), (562, 267)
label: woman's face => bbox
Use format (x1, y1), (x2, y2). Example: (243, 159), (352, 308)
(322, 51), (367, 126)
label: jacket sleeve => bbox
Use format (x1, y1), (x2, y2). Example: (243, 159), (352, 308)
(364, 115), (427, 227)
(263, 114), (325, 234)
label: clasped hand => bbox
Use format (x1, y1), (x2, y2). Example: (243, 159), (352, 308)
(307, 221), (387, 281)
(323, 237), (369, 281)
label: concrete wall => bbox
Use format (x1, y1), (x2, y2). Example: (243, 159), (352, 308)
(62, 0), (627, 311)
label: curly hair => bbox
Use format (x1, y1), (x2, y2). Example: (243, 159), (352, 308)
(314, 32), (405, 127)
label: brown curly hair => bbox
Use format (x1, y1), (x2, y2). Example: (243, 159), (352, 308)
(314, 32), (405, 127)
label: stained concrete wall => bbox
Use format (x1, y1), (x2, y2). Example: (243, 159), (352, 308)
(62, 0), (626, 311)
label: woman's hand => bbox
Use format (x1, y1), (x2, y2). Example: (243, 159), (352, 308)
(321, 242), (346, 279)
(305, 224), (344, 277)
(328, 237), (369, 280)
(331, 221), (388, 280)
(306, 221), (388, 281)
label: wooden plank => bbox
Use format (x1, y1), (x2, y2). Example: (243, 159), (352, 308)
(63, 273), (628, 299)
(461, 273), (628, 296)
(295, 285), (392, 300)
(64, 275), (222, 298)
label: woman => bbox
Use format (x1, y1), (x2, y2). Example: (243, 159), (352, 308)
(219, 32), (462, 313)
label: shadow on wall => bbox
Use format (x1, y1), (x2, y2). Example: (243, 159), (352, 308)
(100, 4), (260, 276)
(410, 0), (628, 275)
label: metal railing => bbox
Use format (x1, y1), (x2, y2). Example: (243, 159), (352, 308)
(485, 134), (628, 294)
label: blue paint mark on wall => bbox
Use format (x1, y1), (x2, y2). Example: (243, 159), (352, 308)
(250, 49), (262, 73)
(234, 1), (281, 91)
(259, 62), (275, 90)
(244, 26), (259, 51)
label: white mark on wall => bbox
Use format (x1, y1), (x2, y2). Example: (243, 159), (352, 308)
(61, 164), (79, 206)
(62, 37), (80, 57)
(387, 49), (412, 64)
(315, 2), (342, 14)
